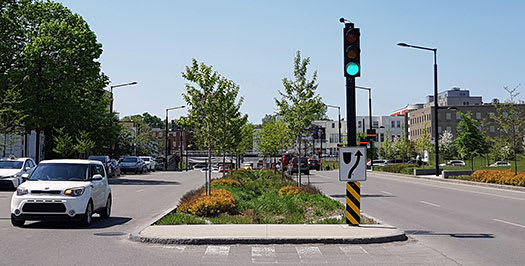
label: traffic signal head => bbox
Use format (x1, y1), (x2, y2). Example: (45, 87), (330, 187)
(343, 26), (360, 77)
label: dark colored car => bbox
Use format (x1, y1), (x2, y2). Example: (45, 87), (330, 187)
(287, 157), (310, 175)
(119, 157), (147, 174)
(308, 159), (321, 170)
(88, 156), (114, 177)
(110, 159), (121, 177)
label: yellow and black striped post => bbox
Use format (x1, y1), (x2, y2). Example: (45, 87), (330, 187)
(345, 181), (360, 225)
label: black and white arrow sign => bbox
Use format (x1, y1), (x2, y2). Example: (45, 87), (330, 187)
(339, 147), (367, 182)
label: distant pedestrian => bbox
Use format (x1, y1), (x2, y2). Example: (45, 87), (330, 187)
(416, 154), (422, 167)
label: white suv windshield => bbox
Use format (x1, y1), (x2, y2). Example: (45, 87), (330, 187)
(0, 161), (23, 169)
(29, 164), (88, 181)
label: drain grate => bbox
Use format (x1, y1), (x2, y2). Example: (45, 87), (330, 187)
(93, 232), (127, 237)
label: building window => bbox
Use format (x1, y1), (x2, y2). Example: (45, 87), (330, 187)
(373, 121), (379, 128)
(391, 121), (395, 128)
(438, 126), (442, 133)
(380, 133), (384, 142)
(490, 126), (495, 133)
(456, 113), (462, 120)
(446, 113), (451, 120)
(476, 112), (481, 119)
(489, 112), (495, 119)
(446, 126), (452, 132)
(329, 134), (338, 143)
(358, 121), (361, 128)
(397, 121), (401, 128)
(332, 123), (335, 128)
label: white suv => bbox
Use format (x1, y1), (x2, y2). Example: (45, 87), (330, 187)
(10, 159), (112, 227)
(140, 156), (156, 172)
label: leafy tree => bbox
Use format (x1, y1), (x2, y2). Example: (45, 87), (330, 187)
(257, 119), (294, 173)
(52, 128), (74, 158)
(275, 51), (325, 184)
(415, 122), (432, 155)
(2, 0), (110, 159)
(0, 88), (27, 156)
(379, 130), (396, 160)
(121, 115), (156, 156)
(438, 130), (457, 160)
(74, 131), (95, 159)
(491, 85), (525, 175)
(142, 112), (164, 129)
(455, 112), (489, 171)
(261, 114), (276, 125)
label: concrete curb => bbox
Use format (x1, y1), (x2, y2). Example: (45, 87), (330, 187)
(374, 170), (525, 192)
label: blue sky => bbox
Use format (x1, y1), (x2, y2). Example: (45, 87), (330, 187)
(59, 0), (525, 123)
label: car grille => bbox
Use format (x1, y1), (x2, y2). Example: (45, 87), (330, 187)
(22, 203), (66, 213)
(30, 190), (62, 195)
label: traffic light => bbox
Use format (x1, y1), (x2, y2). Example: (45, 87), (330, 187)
(343, 25), (360, 77)
(318, 149), (322, 155)
(366, 129), (377, 141)
(359, 137), (369, 147)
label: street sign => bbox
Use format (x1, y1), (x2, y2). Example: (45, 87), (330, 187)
(339, 147), (367, 181)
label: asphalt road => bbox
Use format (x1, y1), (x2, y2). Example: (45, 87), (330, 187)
(0, 169), (499, 265)
(313, 170), (525, 266)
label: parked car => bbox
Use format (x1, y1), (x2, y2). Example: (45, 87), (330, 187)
(119, 157), (147, 174)
(219, 166), (230, 173)
(384, 159), (408, 165)
(10, 159), (112, 227)
(109, 159), (121, 177)
(366, 160), (387, 169)
(88, 156), (114, 177)
(490, 161), (511, 167)
(287, 157), (310, 175)
(308, 159), (321, 170)
(0, 156), (37, 190)
(140, 156), (156, 172)
(439, 160), (466, 167)
(241, 162), (253, 170)
(193, 163), (207, 169)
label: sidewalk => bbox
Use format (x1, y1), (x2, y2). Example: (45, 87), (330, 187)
(129, 223), (407, 245)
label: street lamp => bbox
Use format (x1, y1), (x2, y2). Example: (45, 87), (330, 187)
(110, 81), (138, 114)
(355, 86), (374, 167)
(326, 104), (342, 144)
(165, 105), (185, 170)
(397, 42), (439, 176)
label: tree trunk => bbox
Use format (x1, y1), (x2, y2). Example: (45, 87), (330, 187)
(207, 139), (212, 195)
(298, 135), (302, 186)
(222, 150), (226, 177)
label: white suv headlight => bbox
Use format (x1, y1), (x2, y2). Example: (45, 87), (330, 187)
(64, 187), (85, 197)
(16, 187), (29, 196)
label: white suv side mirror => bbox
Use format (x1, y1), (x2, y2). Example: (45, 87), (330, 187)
(92, 174), (103, 181)
(21, 173), (30, 180)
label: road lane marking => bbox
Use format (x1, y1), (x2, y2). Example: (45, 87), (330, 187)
(359, 246), (369, 255)
(420, 201), (440, 207)
(136, 189), (145, 192)
(296, 247), (323, 258)
(381, 190), (393, 195)
(252, 247), (276, 263)
(205, 246), (230, 256)
(372, 174), (525, 201)
(493, 219), (525, 229)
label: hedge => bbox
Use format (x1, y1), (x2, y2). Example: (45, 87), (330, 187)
(471, 169), (525, 187)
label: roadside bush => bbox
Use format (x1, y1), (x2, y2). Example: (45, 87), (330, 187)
(156, 212), (205, 225)
(177, 188), (236, 216)
(471, 170), (525, 186)
(211, 178), (242, 187)
(278, 185), (302, 196)
(178, 188), (205, 205)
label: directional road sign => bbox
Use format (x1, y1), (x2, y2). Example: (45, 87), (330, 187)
(339, 147), (367, 181)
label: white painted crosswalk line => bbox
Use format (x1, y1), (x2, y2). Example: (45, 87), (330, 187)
(161, 245), (185, 252)
(205, 246), (230, 256)
(252, 247), (277, 263)
(296, 246), (326, 263)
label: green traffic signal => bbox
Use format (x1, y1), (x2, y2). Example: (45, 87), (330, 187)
(346, 62), (360, 76)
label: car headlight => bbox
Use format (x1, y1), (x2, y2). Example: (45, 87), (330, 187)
(16, 187), (29, 196)
(64, 187), (85, 197)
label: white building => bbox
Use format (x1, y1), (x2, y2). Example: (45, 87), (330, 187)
(0, 130), (45, 161)
(312, 115), (405, 156)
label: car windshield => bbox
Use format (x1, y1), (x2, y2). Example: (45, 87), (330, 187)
(0, 161), (23, 169)
(88, 156), (107, 163)
(122, 157), (137, 162)
(29, 163), (88, 181)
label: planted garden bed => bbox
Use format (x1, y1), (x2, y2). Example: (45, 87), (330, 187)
(157, 169), (370, 225)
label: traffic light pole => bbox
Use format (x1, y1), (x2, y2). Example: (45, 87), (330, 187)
(346, 76), (359, 226)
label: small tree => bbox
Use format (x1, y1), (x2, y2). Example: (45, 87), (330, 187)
(455, 112), (489, 171)
(415, 122), (432, 156)
(439, 130), (457, 160)
(394, 134), (413, 161)
(74, 131), (95, 159)
(257, 119), (294, 173)
(53, 128), (75, 158)
(379, 130), (396, 160)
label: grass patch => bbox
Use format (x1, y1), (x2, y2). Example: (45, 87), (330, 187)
(156, 212), (205, 225)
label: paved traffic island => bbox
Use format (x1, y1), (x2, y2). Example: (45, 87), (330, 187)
(129, 223), (407, 245)
(128, 169), (407, 245)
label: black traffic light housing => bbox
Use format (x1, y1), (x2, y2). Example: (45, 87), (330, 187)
(366, 129), (377, 141)
(343, 24), (360, 77)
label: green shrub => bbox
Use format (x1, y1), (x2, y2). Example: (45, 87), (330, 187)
(177, 188), (237, 216)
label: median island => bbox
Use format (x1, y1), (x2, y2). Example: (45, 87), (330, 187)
(157, 169), (373, 225)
